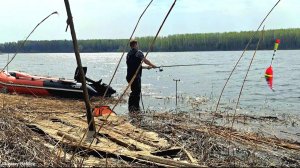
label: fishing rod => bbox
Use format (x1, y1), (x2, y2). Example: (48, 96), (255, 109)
(142, 63), (217, 71)
(1, 11), (58, 72)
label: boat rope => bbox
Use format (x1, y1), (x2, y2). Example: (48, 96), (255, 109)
(102, 0), (154, 98)
(213, 0), (281, 116)
(230, 26), (265, 129)
(0, 11), (58, 72)
(77, 1), (177, 165)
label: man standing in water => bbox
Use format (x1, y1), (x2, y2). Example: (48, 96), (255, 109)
(126, 39), (156, 115)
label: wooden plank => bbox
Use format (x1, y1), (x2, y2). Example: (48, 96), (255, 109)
(182, 148), (198, 164)
(15, 108), (200, 167)
(18, 109), (170, 151)
(20, 113), (157, 152)
(23, 116), (200, 167)
(60, 114), (159, 151)
(110, 122), (171, 149)
(137, 154), (202, 167)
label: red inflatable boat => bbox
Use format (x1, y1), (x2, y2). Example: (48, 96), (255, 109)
(0, 70), (116, 99)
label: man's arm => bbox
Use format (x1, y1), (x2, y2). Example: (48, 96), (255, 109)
(143, 58), (156, 68)
(136, 50), (156, 68)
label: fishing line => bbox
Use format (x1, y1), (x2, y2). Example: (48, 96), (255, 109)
(1, 11), (58, 72)
(213, 0), (281, 115)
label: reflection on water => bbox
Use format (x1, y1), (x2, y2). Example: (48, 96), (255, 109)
(0, 51), (299, 116)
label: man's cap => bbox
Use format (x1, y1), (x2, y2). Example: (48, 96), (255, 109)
(130, 39), (138, 47)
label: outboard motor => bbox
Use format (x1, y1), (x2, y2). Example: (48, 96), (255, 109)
(88, 79), (116, 97)
(74, 67), (116, 97)
(74, 67), (87, 82)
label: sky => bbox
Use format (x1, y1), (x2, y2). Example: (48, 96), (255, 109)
(0, 0), (299, 43)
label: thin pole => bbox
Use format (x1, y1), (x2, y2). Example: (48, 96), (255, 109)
(173, 79), (180, 107)
(230, 27), (265, 128)
(176, 81), (177, 106)
(1, 11), (58, 72)
(7, 54), (9, 72)
(64, 0), (95, 132)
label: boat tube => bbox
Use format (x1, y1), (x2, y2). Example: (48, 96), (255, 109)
(0, 68), (116, 99)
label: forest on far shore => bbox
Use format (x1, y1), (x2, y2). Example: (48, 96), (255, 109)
(0, 28), (299, 53)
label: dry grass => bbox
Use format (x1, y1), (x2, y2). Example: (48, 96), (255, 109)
(140, 111), (300, 167)
(0, 93), (299, 167)
(0, 93), (126, 167)
(1, 93), (123, 114)
(0, 111), (77, 167)
(0, 93), (141, 167)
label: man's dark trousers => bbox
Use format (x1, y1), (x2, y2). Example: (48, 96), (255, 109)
(127, 76), (141, 112)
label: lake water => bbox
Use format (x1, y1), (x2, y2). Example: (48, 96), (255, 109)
(0, 51), (299, 117)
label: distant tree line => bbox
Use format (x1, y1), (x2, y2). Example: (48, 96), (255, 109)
(0, 28), (299, 53)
